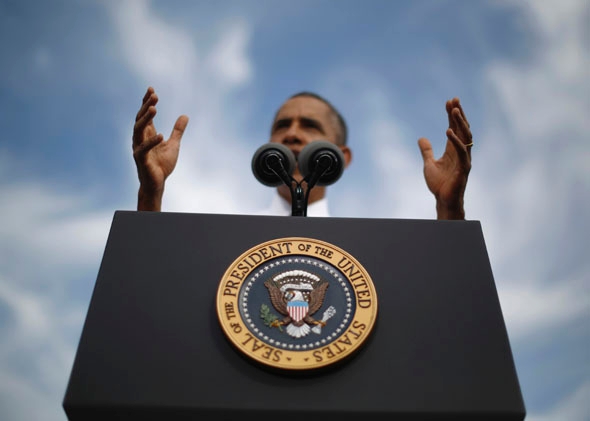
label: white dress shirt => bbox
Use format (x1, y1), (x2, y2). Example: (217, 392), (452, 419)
(253, 193), (331, 217)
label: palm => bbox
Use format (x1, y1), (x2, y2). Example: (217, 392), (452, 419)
(133, 87), (188, 193)
(140, 121), (181, 188)
(132, 87), (189, 212)
(418, 98), (472, 219)
(423, 140), (466, 205)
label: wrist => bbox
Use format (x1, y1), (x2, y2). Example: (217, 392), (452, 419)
(138, 185), (164, 211)
(436, 199), (465, 220)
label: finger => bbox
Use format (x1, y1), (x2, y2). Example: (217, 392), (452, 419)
(452, 108), (473, 146)
(133, 106), (157, 143)
(418, 137), (434, 163)
(446, 100), (456, 132)
(142, 86), (154, 104)
(134, 133), (164, 157)
(446, 128), (471, 162)
(136, 92), (158, 122)
(134, 105), (157, 136)
(168, 115), (189, 146)
(453, 97), (470, 128)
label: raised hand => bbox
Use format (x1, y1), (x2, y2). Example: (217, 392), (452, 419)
(418, 97), (473, 220)
(132, 87), (189, 211)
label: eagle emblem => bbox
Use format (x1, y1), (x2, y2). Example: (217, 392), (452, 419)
(264, 270), (335, 338)
(217, 237), (377, 370)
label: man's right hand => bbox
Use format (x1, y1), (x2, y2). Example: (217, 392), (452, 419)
(133, 87), (189, 211)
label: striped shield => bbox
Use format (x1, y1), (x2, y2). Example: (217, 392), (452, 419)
(287, 300), (309, 323)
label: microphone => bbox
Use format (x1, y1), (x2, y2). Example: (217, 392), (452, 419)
(298, 140), (345, 187)
(251, 143), (296, 187)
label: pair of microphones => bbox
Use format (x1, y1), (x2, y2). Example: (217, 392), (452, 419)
(251, 141), (345, 216)
(251, 140), (345, 188)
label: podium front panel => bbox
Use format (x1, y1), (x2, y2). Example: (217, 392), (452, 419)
(63, 211), (525, 420)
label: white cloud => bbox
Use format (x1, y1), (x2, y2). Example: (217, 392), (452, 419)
(488, 0), (589, 147)
(469, 1), (590, 415)
(0, 182), (112, 274)
(498, 277), (589, 340)
(206, 21), (252, 88)
(0, 5), (265, 418)
(317, 11), (589, 421)
(107, 0), (199, 91)
(107, 0), (266, 215)
(0, 280), (49, 337)
(364, 92), (434, 220)
(0, 151), (114, 421)
(0, 1), (587, 420)
(0, 183), (111, 421)
(0, 371), (63, 421)
(474, 0), (590, 338)
(518, 0), (588, 39)
(526, 381), (590, 421)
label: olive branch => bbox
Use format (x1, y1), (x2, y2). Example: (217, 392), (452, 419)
(260, 304), (282, 331)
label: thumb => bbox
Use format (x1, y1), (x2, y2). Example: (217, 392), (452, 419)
(168, 115), (189, 146)
(418, 137), (434, 163)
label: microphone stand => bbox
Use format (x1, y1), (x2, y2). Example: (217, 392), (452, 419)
(291, 183), (307, 217)
(263, 148), (334, 217)
(289, 155), (333, 217)
(262, 154), (307, 217)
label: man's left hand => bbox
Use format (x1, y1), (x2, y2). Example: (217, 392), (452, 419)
(418, 97), (473, 220)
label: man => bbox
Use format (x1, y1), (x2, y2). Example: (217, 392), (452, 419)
(132, 87), (472, 219)
(258, 91), (351, 217)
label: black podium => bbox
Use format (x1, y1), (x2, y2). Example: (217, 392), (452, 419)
(63, 211), (525, 420)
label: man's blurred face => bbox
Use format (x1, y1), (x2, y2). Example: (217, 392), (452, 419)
(270, 96), (341, 181)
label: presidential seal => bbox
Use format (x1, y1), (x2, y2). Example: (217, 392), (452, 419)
(216, 237), (378, 371)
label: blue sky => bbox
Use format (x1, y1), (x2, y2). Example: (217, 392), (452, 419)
(0, 0), (588, 420)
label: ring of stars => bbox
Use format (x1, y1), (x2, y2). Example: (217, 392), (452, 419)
(241, 257), (353, 350)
